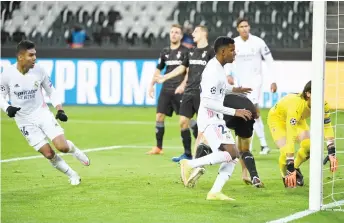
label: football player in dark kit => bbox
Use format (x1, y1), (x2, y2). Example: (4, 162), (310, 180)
(147, 24), (191, 155)
(187, 93), (264, 188)
(157, 25), (215, 162)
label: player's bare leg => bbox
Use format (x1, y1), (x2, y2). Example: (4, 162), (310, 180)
(147, 113), (165, 155)
(172, 116), (193, 162)
(239, 159), (251, 185)
(38, 143), (80, 185)
(254, 106), (270, 155)
(237, 136), (264, 188)
(52, 134), (90, 166)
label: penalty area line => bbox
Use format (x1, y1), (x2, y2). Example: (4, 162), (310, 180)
(0, 145), (181, 163)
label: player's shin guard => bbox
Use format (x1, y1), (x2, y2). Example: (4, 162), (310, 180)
(156, 122), (165, 149)
(210, 162), (236, 193)
(295, 139), (310, 168)
(49, 154), (74, 177)
(189, 119), (198, 139)
(241, 151), (259, 180)
(181, 129), (192, 157)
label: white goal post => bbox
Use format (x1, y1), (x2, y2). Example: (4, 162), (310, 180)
(309, 1), (326, 211)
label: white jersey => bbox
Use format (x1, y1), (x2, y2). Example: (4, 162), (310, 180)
(0, 63), (55, 119)
(230, 34), (273, 89)
(197, 58), (228, 131)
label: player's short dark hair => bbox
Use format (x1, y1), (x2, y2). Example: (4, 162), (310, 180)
(196, 25), (208, 36)
(171, 24), (183, 32)
(214, 36), (235, 53)
(236, 18), (249, 27)
(302, 80), (311, 99)
(16, 40), (35, 54)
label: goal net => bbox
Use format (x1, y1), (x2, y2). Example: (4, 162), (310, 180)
(310, 0), (344, 211)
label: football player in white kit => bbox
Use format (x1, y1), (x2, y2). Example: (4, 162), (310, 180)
(180, 36), (253, 201)
(0, 40), (90, 186)
(225, 18), (278, 155)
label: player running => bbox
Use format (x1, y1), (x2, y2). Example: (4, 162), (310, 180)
(187, 93), (264, 189)
(179, 36), (253, 201)
(0, 40), (90, 186)
(157, 25), (215, 162)
(267, 81), (338, 188)
(146, 24), (194, 155)
(226, 18), (277, 155)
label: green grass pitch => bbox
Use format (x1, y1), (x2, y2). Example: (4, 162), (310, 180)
(1, 107), (344, 223)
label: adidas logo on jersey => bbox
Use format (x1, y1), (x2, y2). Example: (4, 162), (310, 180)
(14, 84), (20, 88)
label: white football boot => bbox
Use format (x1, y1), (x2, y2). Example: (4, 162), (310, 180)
(259, 146), (271, 155)
(68, 170), (81, 186)
(73, 148), (90, 166)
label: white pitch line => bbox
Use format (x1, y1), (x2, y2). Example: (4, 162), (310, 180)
(0, 145), (181, 163)
(266, 200), (344, 223)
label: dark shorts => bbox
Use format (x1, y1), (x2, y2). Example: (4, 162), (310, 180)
(223, 94), (257, 139)
(179, 93), (200, 118)
(157, 90), (182, 117)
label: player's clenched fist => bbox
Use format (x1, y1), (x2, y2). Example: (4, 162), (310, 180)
(56, 110), (68, 122)
(234, 109), (252, 121)
(6, 106), (21, 118)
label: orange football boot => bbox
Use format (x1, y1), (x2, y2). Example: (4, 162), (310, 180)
(146, 147), (164, 155)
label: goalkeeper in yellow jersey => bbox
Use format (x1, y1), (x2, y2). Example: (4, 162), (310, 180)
(267, 80), (338, 188)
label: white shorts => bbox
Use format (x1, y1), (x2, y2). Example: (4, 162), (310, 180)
(247, 86), (261, 105)
(15, 110), (64, 151)
(203, 122), (235, 152)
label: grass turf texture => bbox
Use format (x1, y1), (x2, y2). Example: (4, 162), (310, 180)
(1, 107), (344, 223)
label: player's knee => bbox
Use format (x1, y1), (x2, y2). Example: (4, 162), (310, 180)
(179, 116), (189, 129)
(40, 147), (55, 159)
(53, 139), (69, 153)
(219, 144), (239, 160)
(156, 113), (165, 122)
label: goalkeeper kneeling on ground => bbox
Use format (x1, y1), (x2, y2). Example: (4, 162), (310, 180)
(267, 80), (338, 188)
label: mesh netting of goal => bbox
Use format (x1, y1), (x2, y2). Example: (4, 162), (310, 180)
(322, 0), (344, 211)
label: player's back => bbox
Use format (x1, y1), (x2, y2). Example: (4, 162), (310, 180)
(269, 93), (309, 121)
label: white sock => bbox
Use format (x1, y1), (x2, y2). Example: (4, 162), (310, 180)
(67, 140), (76, 153)
(210, 162), (236, 193)
(254, 117), (267, 147)
(49, 154), (74, 177)
(188, 151), (232, 168)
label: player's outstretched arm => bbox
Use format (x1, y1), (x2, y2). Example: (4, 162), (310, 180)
(157, 65), (187, 84)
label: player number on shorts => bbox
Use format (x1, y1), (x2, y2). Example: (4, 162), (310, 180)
(218, 125), (227, 134)
(20, 127), (29, 137)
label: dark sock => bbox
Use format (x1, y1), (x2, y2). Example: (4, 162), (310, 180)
(181, 129), (192, 157)
(156, 122), (165, 149)
(195, 143), (212, 158)
(189, 119), (198, 139)
(241, 151), (259, 180)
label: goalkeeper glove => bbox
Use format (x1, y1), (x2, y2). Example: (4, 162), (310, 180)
(6, 106), (21, 118)
(56, 110), (68, 122)
(285, 158), (296, 188)
(323, 143), (338, 173)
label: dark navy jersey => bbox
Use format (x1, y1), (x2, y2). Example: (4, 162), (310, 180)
(156, 45), (189, 91)
(182, 45), (215, 94)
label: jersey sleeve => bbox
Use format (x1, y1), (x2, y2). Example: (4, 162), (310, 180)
(156, 50), (166, 70)
(324, 101), (335, 139)
(40, 67), (62, 107)
(285, 101), (304, 154)
(0, 72), (10, 112)
(259, 39), (272, 58)
(200, 67), (219, 100)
